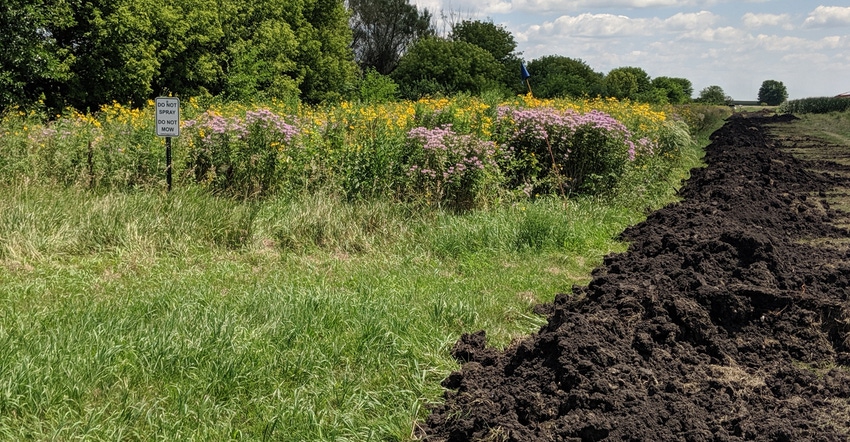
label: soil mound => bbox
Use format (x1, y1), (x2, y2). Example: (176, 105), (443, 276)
(420, 115), (850, 441)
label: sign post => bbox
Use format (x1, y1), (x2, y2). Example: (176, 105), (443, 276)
(155, 97), (180, 192)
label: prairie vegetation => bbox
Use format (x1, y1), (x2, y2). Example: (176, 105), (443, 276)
(0, 96), (728, 440)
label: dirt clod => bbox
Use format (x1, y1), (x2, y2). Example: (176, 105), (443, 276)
(420, 115), (850, 441)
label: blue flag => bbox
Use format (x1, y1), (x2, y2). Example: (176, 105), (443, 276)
(521, 63), (531, 81)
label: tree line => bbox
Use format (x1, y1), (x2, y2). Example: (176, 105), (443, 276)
(1, 0), (788, 112)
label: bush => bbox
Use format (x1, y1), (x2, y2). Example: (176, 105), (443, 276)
(404, 125), (502, 210)
(2, 106), (166, 190)
(184, 108), (298, 198)
(357, 69), (399, 103)
(2, 95), (692, 207)
(493, 106), (647, 196)
(674, 104), (732, 138)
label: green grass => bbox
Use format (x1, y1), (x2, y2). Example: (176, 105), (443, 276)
(784, 111), (850, 149)
(0, 121), (716, 441)
(0, 189), (626, 440)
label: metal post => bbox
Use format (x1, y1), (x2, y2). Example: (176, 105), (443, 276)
(166, 136), (172, 192)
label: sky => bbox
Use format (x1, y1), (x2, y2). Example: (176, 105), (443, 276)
(409, 0), (850, 100)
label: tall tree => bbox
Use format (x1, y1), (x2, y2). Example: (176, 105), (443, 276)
(526, 56), (604, 98)
(669, 77), (694, 99)
(450, 19), (522, 94)
(450, 20), (515, 63)
(392, 37), (501, 99)
(348, 0), (433, 75)
(758, 80), (788, 106)
(54, 0), (163, 109)
(2, 0), (357, 110)
(696, 85), (732, 105)
(604, 66), (651, 101)
(651, 76), (693, 104)
(603, 69), (639, 100)
(0, 0), (76, 110)
(291, 0), (359, 103)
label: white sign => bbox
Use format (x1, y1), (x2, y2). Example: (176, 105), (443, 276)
(155, 97), (180, 137)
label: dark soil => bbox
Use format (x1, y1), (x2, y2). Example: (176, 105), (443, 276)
(419, 114), (850, 441)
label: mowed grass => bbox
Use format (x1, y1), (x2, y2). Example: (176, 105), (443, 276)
(0, 133), (710, 440)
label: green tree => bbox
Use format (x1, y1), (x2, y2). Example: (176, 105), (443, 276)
(348, 0), (433, 75)
(450, 19), (522, 94)
(651, 76), (693, 104)
(604, 66), (653, 101)
(451, 20), (515, 63)
(604, 69), (638, 100)
(186, 0), (356, 103)
(757, 79), (788, 106)
(669, 77), (694, 99)
(3, 0), (357, 110)
(696, 85), (732, 105)
(357, 68), (398, 102)
(148, 0), (226, 98)
(392, 37), (501, 99)
(48, 0), (164, 109)
(0, 0), (76, 110)
(527, 56), (604, 98)
(291, 0), (359, 103)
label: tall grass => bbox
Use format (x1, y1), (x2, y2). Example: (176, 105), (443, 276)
(0, 99), (719, 440)
(0, 187), (615, 440)
(2, 94), (690, 207)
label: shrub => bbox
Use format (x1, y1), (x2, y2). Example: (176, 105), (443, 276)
(404, 124), (501, 210)
(357, 69), (399, 103)
(2, 95), (687, 206)
(493, 106), (647, 196)
(184, 108), (298, 198)
(674, 104), (732, 138)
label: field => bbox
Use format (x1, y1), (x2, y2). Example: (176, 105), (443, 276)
(0, 97), (723, 440)
(422, 112), (850, 440)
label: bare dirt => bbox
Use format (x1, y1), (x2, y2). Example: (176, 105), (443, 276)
(419, 114), (850, 441)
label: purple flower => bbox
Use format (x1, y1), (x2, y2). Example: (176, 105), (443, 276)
(187, 109), (299, 147)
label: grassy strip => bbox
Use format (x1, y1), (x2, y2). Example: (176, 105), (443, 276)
(0, 112), (722, 442)
(779, 111), (850, 149)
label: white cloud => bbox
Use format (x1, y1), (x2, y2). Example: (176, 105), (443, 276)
(750, 34), (850, 52)
(510, 0), (733, 12)
(751, 34), (810, 51)
(414, 0), (780, 19)
(818, 35), (847, 50)
(564, 0), (700, 7)
(680, 26), (745, 42)
(742, 13), (793, 30)
(665, 11), (719, 30)
(518, 11), (719, 40)
(803, 6), (850, 28)
(546, 13), (654, 37)
(781, 52), (830, 65)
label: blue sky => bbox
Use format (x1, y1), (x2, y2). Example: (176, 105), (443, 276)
(410, 0), (850, 100)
